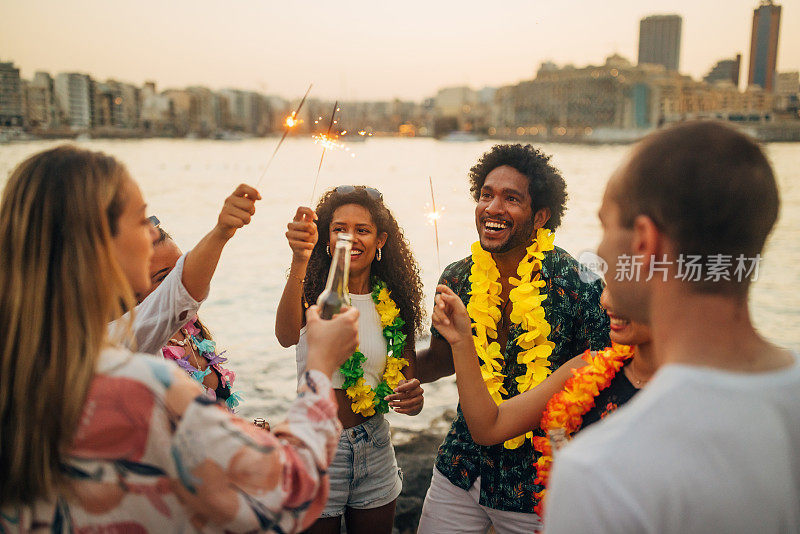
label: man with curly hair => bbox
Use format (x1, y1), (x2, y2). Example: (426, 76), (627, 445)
(415, 144), (611, 533)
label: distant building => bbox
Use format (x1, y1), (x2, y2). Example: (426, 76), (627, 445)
(55, 73), (93, 129)
(638, 15), (682, 72)
(704, 55), (741, 86)
(25, 83), (50, 129)
(94, 80), (141, 129)
(433, 86), (494, 134)
(497, 55), (664, 133)
(162, 89), (193, 136)
(219, 89), (268, 134)
(775, 71), (799, 112)
(166, 86), (220, 137)
(118, 82), (141, 129)
(28, 72), (57, 129)
(491, 54), (775, 138)
(94, 81), (122, 128)
(435, 86), (476, 117)
(141, 82), (175, 135)
(0, 61), (24, 128)
(748, 0), (781, 91)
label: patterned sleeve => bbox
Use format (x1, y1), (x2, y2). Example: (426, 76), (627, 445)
(167, 368), (342, 533)
(572, 277), (611, 353)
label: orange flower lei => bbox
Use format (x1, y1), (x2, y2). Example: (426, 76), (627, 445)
(532, 343), (634, 516)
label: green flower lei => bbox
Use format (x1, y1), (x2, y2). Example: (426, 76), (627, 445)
(339, 277), (409, 416)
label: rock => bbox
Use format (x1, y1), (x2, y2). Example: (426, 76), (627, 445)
(392, 410), (455, 534)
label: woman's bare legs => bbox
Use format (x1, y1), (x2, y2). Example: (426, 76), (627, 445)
(344, 500), (396, 534)
(301, 516), (341, 534)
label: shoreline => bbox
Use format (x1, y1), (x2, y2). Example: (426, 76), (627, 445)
(4, 120), (800, 146)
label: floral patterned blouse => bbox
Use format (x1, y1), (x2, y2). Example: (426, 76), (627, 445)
(0, 347), (341, 533)
(431, 246), (611, 514)
(162, 315), (243, 411)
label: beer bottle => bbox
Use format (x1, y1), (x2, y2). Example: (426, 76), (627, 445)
(317, 233), (353, 319)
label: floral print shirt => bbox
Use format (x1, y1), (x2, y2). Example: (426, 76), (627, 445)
(1, 347), (341, 533)
(431, 246), (611, 513)
(162, 316), (242, 411)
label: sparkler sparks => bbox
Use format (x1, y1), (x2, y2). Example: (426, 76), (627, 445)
(255, 83), (312, 187)
(312, 133), (345, 151)
(428, 177), (443, 273)
(284, 114), (300, 128)
(309, 101), (339, 205)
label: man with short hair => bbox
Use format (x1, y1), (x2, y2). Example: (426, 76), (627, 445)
(545, 121), (799, 533)
(415, 144), (610, 533)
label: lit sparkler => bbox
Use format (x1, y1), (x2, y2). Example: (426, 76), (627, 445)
(311, 132), (345, 151)
(255, 83), (312, 187)
(309, 101), (339, 205)
(428, 176), (442, 273)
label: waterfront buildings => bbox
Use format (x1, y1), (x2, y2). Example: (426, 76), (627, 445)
(0, 61), (24, 128)
(748, 0), (782, 91)
(0, 0), (796, 142)
(25, 72), (57, 130)
(94, 80), (140, 130)
(775, 72), (799, 113)
(491, 54), (775, 140)
(54, 73), (93, 130)
(638, 15), (682, 72)
(704, 55), (742, 87)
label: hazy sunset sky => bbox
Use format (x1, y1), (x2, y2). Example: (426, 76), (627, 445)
(2, 0), (797, 100)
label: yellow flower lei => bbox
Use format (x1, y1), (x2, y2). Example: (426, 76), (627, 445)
(340, 279), (409, 417)
(467, 228), (556, 449)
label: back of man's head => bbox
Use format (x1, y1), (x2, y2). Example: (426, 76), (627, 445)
(614, 120), (779, 295)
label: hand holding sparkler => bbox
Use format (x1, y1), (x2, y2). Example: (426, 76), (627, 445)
(286, 206), (318, 263)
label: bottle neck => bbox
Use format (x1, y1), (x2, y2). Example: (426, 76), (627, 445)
(324, 239), (352, 296)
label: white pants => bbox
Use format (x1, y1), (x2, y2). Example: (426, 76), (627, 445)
(417, 467), (544, 534)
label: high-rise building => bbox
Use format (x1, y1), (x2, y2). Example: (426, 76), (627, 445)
(30, 72), (58, 128)
(704, 55), (742, 86)
(747, 0), (781, 91)
(638, 15), (682, 72)
(55, 72), (93, 129)
(0, 61), (24, 127)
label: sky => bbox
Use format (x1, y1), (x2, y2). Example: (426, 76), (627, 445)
(1, 0), (798, 101)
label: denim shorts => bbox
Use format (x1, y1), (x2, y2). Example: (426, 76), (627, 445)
(320, 415), (403, 518)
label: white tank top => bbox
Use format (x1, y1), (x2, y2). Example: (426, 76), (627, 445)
(296, 292), (389, 389)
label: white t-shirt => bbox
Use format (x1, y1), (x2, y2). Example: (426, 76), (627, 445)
(545, 353), (800, 534)
(108, 253), (204, 355)
(296, 292), (388, 389)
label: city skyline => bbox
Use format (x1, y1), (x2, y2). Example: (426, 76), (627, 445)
(1, 0), (798, 101)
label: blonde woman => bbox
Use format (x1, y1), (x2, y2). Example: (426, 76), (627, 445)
(0, 145), (359, 533)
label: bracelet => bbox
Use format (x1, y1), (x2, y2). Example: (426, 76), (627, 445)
(288, 273), (305, 284)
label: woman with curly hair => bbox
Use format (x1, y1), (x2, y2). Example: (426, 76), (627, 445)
(0, 145), (360, 532)
(276, 185), (425, 534)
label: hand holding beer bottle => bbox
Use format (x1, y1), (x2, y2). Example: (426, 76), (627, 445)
(317, 233), (353, 319)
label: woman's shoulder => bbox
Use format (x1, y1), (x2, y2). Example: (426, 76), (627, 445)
(97, 346), (197, 398)
(70, 348), (204, 464)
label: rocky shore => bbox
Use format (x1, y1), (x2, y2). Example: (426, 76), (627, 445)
(391, 410), (455, 534)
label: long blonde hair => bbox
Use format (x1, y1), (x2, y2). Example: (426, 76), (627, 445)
(0, 145), (136, 505)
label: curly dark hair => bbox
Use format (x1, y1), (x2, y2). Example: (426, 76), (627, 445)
(303, 187), (425, 338)
(468, 144), (568, 230)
